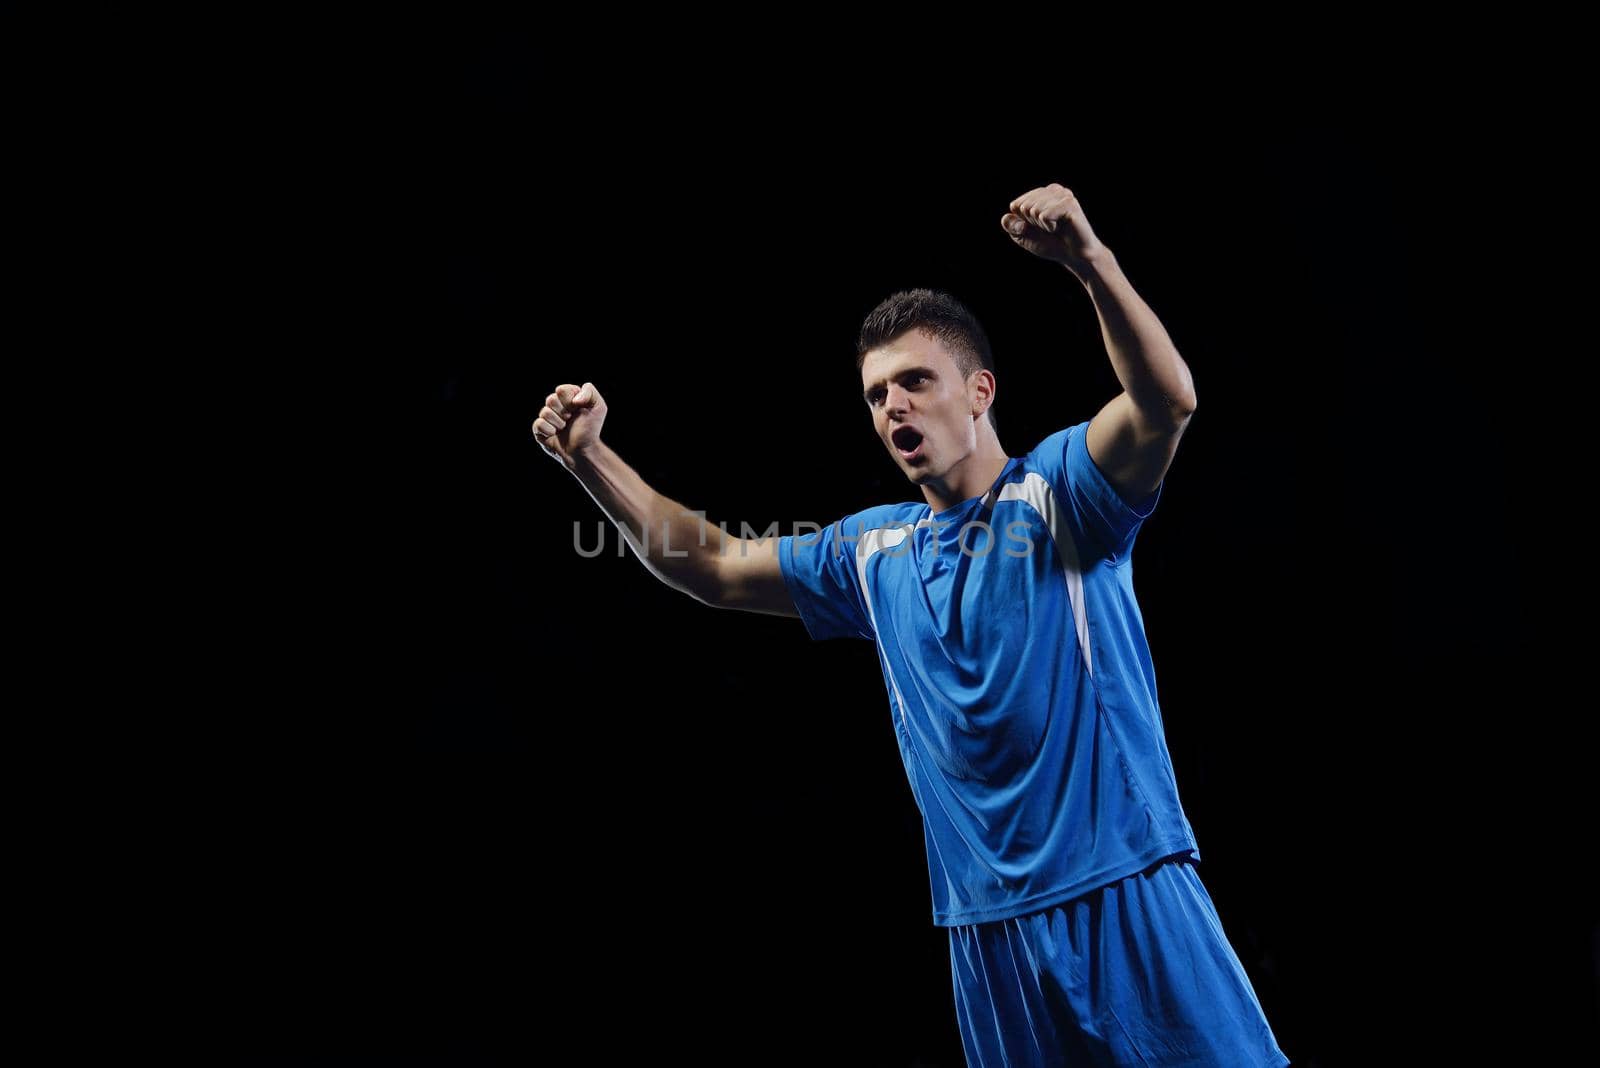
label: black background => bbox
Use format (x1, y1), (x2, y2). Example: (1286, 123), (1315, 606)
(224, 31), (1594, 1066)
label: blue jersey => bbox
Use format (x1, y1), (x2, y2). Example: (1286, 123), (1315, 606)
(778, 420), (1200, 926)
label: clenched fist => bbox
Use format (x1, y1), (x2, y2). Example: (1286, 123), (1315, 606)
(533, 381), (606, 467)
(1000, 184), (1109, 270)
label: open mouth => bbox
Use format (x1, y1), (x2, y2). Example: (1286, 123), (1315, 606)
(891, 426), (925, 460)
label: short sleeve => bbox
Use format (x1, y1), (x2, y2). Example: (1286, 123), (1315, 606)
(1040, 420), (1162, 564)
(778, 514), (877, 641)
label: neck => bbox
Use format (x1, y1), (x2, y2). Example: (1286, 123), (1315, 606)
(922, 431), (1011, 515)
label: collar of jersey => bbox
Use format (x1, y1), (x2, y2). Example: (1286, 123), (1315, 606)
(925, 455), (1022, 524)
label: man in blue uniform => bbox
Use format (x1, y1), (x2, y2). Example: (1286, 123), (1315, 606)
(534, 184), (1289, 1066)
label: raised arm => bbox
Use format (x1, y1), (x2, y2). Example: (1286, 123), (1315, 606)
(533, 382), (797, 618)
(1002, 184), (1198, 504)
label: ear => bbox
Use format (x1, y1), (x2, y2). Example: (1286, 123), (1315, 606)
(968, 368), (996, 419)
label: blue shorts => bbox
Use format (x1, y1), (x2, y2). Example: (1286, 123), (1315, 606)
(947, 857), (1290, 1067)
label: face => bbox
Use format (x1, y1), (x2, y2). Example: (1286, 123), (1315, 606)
(860, 331), (990, 483)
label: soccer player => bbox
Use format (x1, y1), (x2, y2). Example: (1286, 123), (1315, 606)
(533, 184), (1290, 1066)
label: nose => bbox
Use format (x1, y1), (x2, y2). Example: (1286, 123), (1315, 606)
(884, 383), (912, 419)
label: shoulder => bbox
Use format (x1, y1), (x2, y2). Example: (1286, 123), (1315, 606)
(816, 502), (926, 556)
(845, 501), (926, 531)
(1029, 420), (1091, 457)
(1020, 420), (1091, 480)
(782, 501), (922, 556)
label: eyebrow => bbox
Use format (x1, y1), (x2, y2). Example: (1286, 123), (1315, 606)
(862, 364), (938, 401)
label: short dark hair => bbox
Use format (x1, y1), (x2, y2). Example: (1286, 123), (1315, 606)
(856, 288), (998, 433)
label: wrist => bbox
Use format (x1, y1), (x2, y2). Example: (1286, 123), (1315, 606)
(568, 439), (605, 475)
(1062, 244), (1116, 280)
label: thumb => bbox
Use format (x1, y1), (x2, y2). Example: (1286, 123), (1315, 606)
(1001, 213), (1029, 236)
(573, 382), (593, 406)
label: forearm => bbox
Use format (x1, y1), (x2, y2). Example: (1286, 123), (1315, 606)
(564, 441), (736, 602)
(1067, 249), (1198, 425)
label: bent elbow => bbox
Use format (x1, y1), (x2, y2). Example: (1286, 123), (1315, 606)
(1145, 392), (1196, 433)
(676, 568), (725, 610)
